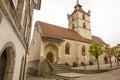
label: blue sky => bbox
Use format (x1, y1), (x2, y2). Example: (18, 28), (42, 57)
(33, 0), (120, 46)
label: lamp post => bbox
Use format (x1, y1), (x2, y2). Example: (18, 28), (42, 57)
(82, 52), (86, 70)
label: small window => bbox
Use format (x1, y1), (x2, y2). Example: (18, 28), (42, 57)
(72, 17), (74, 21)
(82, 14), (85, 20)
(82, 45), (86, 55)
(83, 23), (86, 28)
(9, 0), (15, 8)
(65, 43), (70, 54)
(72, 24), (75, 29)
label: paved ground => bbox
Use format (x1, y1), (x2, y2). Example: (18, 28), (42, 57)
(26, 75), (50, 80)
(26, 63), (120, 80)
(72, 63), (119, 70)
(76, 68), (120, 80)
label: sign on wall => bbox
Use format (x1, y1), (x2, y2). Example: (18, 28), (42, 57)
(0, 12), (2, 23)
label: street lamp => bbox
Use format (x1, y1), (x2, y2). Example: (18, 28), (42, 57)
(82, 52), (86, 70)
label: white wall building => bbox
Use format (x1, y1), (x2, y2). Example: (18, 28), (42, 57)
(0, 0), (41, 80)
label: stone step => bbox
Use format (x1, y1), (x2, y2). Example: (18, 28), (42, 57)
(49, 74), (76, 80)
(52, 64), (71, 74)
(49, 74), (65, 80)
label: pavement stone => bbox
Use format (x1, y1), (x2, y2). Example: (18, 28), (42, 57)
(26, 75), (51, 80)
(76, 68), (120, 80)
(26, 63), (120, 80)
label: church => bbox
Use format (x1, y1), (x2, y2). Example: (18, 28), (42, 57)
(28, 0), (106, 76)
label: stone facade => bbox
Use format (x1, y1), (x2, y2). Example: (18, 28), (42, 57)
(0, 0), (41, 80)
(28, 0), (106, 76)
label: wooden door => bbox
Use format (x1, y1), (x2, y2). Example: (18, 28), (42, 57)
(47, 52), (53, 63)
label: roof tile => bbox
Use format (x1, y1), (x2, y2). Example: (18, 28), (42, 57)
(37, 21), (105, 44)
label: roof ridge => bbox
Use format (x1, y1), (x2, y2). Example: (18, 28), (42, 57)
(37, 21), (70, 30)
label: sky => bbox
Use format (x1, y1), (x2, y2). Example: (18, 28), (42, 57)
(32, 0), (120, 46)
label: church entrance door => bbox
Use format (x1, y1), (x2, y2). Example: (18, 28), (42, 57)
(47, 52), (53, 63)
(0, 50), (7, 80)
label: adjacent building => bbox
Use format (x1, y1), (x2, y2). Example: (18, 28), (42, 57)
(0, 0), (41, 80)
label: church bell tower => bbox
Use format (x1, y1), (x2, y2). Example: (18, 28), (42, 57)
(67, 0), (92, 39)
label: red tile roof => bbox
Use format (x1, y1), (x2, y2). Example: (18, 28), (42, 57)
(92, 36), (106, 44)
(36, 21), (105, 44)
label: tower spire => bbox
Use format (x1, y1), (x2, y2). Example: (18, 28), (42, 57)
(77, 0), (79, 5)
(75, 0), (82, 8)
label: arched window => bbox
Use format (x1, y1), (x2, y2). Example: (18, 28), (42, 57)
(82, 45), (86, 55)
(83, 23), (86, 28)
(9, 0), (15, 8)
(72, 17), (74, 21)
(72, 24), (75, 29)
(65, 43), (70, 54)
(82, 14), (85, 20)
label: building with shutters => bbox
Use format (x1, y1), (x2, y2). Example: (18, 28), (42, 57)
(0, 0), (41, 80)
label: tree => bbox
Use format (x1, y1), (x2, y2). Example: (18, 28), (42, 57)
(104, 44), (114, 68)
(114, 46), (120, 66)
(89, 41), (103, 70)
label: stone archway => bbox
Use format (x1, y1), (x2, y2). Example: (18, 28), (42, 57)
(0, 43), (15, 80)
(45, 43), (58, 64)
(47, 52), (53, 63)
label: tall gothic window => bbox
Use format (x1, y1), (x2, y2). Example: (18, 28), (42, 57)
(65, 43), (70, 54)
(82, 45), (86, 55)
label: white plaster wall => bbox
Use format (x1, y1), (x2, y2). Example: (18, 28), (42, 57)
(0, 9), (26, 80)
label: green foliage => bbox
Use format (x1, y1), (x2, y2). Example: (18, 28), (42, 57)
(104, 44), (118, 67)
(104, 44), (114, 57)
(114, 46), (120, 58)
(89, 41), (103, 59)
(89, 41), (103, 70)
